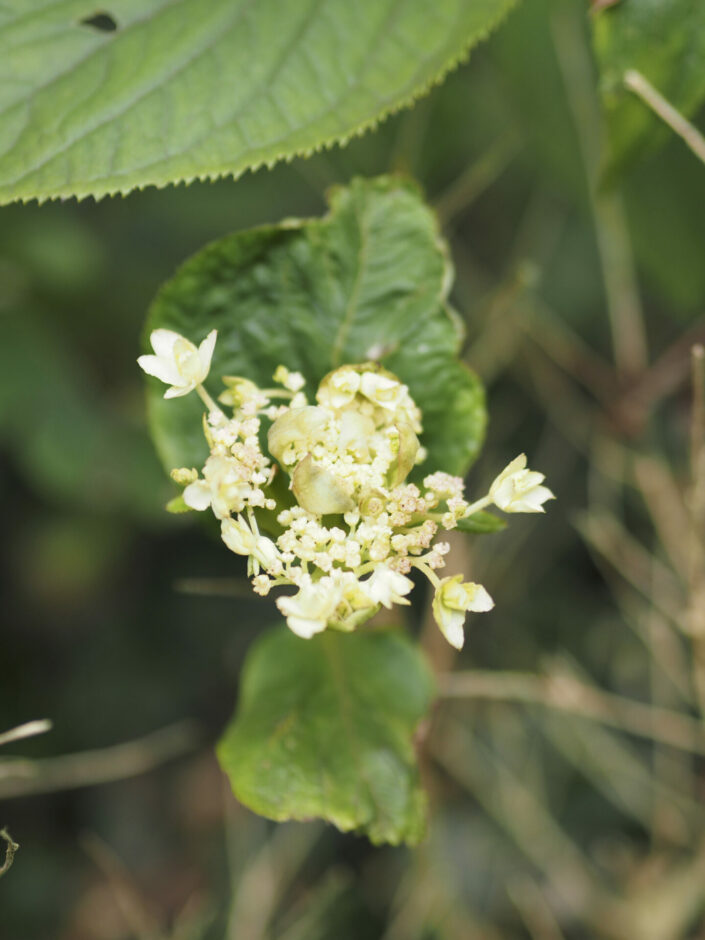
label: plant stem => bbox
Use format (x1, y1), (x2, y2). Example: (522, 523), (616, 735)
(0, 719), (52, 748)
(688, 345), (705, 712)
(0, 828), (19, 878)
(196, 383), (220, 414)
(438, 670), (705, 755)
(0, 721), (200, 799)
(462, 496), (492, 517)
(551, 6), (647, 377)
(624, 70), (705, 166)
(413, 560), (441, 589)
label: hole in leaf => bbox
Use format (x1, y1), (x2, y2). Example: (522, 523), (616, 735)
(80, 11), (118, 32)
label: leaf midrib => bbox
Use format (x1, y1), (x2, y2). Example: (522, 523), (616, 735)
(331, 200), (368, 368)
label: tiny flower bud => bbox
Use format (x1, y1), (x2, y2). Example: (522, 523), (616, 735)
(273, 365), (306, 392)
(170, 467), (199, 485)
(292, 455), (355, 515)
(267, 406), (329, 466)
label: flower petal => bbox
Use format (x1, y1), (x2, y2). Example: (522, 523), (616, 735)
(183, 480), (212, 511)
(522, 485), (554, 511)
(438, 607), (465, 650)
(150, 329), (182, 358)
(467, 583), (494, 612)
(198, 329), (217, 372)
(285, 615), (327, 639)
(137, 354), (181, 386)
(164, 383), (196, 398)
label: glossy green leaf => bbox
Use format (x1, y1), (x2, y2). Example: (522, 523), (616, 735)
(0, 0), (517, 205)
(593, 0), (705, 173)
(144, 175), (486, 478)
(456, 510), (506, 534)
(218, 626), (434, 845)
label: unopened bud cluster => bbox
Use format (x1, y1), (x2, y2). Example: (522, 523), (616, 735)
(139, 329), (554, 648)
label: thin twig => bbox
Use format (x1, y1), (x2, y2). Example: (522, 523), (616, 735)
(438, 670), (705, 755)
(434, 132), (520, 227)
(173, 577), (252, 598)
(612, 322), (705, 435)
(0, 719), (52, 748)
(0, 721), (201, 799)
(552, 8), (647, 376)
(576, 511), (684, 627)
(521, 298), (617, 405)
(430, 718), (612, 927)
(543, 715), (698, 842)
(506, 876), (566, 940)
(688, 345), (705, 711)
(0, 828), (19, 878)
(624, 70), (705, 165)
(82, 833), (164, 940)
(633, 456), (696, 577)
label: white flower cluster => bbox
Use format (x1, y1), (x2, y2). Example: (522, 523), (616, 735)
(139, 330), (554, 649)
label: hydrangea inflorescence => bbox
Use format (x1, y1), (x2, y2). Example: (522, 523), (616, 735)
(139, 328), (553, 648)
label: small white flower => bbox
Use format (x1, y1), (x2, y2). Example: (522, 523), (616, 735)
(363, 565), (413, 609)
(276, 578), (342, 639)
(317, 367), (361, 409)
(359, 372), (404, 411)
(183, 455), (250, 519)
(489, 454), (554, 513)
(138, 328), (217, 399)
(221, 516), (280, 573)
(432, 575), (494, 649)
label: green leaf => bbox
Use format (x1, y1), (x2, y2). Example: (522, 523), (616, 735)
(625, 137), (705, 315)
(144, 175), (486, 478)
(217, 626), (435, 845)
(456, 510), (506, 534)
(593, 0), (705, 174)
(165, 494), (191, 514)
(0, 0), (517, 205)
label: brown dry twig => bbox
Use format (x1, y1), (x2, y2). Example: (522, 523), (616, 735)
(438, 670), (705, 755)
(0, 827), (19, 879)
(0, 720), (201, 800)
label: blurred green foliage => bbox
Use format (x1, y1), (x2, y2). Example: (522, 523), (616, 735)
(2, 0), (705, 937)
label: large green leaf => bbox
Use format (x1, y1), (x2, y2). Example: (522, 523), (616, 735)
(144, 176), (486, 478)
(218, 626), (434, 844)
(0, 0), (517, 205)
(593, 0), (705, 173)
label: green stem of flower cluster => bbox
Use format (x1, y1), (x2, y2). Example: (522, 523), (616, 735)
(462, 495), (492, 517)
(196, 383), (221, 414)
(413, 559), (441, 589)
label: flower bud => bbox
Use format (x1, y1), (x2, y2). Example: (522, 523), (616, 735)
(432, 575), (494, 649)
(489, 454), (554, 513)
(388, 420), (420, 486)
(292, 455), (354, 515)
(267, 406), (328, 466)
